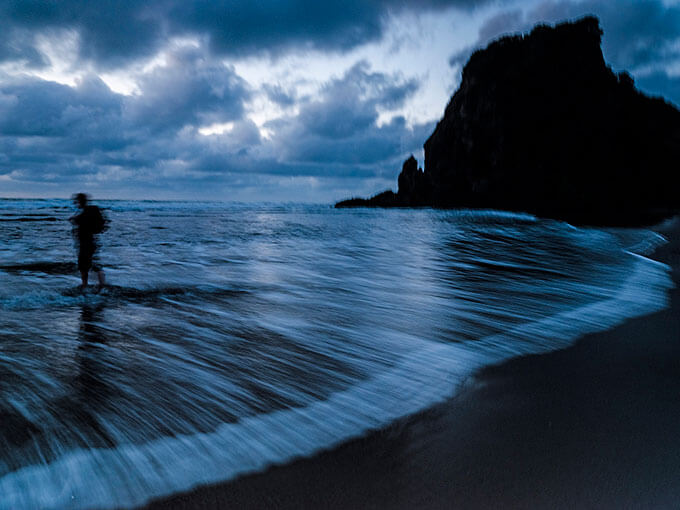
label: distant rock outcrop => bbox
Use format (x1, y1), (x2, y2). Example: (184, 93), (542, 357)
(336, 16), (680, 225)
(397, 155), (430, 206)
(335, 190), (399, 208)
(335, 156), (426, 208)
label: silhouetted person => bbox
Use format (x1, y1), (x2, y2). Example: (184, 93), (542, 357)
(70, 193), (107, 292)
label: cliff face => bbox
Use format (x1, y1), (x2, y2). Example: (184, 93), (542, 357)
(337, 16), (680, 224)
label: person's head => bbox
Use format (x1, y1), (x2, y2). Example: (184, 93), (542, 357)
(73, 193), (88, 208)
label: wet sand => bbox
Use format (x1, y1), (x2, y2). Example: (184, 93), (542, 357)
(146, 218), (680, 509)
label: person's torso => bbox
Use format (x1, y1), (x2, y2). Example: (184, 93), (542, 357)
(75, 206), (101, 240)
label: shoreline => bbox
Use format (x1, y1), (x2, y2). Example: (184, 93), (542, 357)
(146, 218), (680, 509)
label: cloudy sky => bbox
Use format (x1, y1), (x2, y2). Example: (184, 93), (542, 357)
(0, 0), (678, 202)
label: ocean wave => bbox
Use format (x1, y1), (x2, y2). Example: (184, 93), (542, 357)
(0, 245), (671, 510)
(0, 284), (248, 311)
(623, 230), (668, 257)
(0, 202), (673, 509)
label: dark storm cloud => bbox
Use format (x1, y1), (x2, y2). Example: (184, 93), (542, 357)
(161, 0), (501, 59)
(297, 61), (419, 140)
(9, 46), (247, 150)
(455, 0), (680, 104)
(188, 120), (434, 181)
(263, 84), (297, 107)
(269, 62), (422, 165)
(150, 61), (431, 184)
(0, 74), (123, 141)
(0, 0), (167, 67)
(0, 0), (492, 68)
(127, 47), (251, 133)
(0, 48), (252, 183)
(0, 54), (427, 195)
(276, 116), (434, 170)
(185, 63), (432, 180)
(0, 29), (47, 67)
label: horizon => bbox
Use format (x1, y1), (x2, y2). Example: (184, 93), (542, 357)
(0, 0), (679, 202)
(0, 195), (338, 204)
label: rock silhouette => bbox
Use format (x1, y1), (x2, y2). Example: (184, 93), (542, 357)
(335, 156), (428, 207)
(336, 16), (680, 225)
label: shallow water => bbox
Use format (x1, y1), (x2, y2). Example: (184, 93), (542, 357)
(0, 200), (672, 509)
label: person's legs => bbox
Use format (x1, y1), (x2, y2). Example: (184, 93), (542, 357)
(91, 244), (105, 291)
(78, 242), (94, 291)
(93, 270), (105, 293)
(80, 270), (89, 289)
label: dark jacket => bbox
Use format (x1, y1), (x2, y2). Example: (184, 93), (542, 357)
(72, 205), (106, 243)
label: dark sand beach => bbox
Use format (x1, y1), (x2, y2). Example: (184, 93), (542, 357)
(147, 218), (680, 510)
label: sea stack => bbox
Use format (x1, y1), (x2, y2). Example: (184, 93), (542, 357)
(336, 16), (680, 225)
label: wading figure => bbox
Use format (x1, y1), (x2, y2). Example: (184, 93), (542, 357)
(70, 193), (107, 292)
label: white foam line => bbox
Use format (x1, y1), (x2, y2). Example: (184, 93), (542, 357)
(0, 253), (672, 510)
(473, 254), (672, 362)
(625, 231), (668, 257)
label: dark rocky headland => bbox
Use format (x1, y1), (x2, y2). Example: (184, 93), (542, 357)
(336, 16), (680, 225)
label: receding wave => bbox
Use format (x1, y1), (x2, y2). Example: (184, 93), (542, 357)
(0, 284), (249, 310)
(0, 246), (671, 510)
(0, 202), (672, 509)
